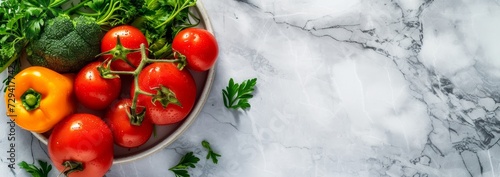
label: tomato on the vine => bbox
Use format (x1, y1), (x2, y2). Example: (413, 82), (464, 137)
(74, 61), (121, 110)
(131, 63), (197, 125)
(172, 28), (219, 71)
(101, 25), (149, 71)
(48, 114), (114, 177)
(104, 99), (153, 148)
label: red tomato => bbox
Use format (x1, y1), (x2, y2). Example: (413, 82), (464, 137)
(101, 25), (149, 71)
(131, 63), (197, 125)
(172, 28), (219, 71)
(74, 61), (121, 110)
(104, 99), (153, 148)
(48, 114), (113, 177)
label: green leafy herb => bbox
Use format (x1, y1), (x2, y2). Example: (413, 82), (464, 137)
(0, 0), (139, 73)
(222, 78), (257, 110)
(0, 0), (200, 73)
(18, 160), (52, 177)
(0, 0), (39, 72)
(75, 0), (139, 27)
(133, 0), (198, 58)
(0, 0), (58, 82)
(169, 152), (200, 177)
(201, 140), (221, 164)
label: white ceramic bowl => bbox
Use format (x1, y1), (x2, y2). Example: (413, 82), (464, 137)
(32, 1), (215, 164)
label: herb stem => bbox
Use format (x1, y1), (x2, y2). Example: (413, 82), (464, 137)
(96, 0), (121, 25)
(75, 11), (100, 17)
(154, 0), (193, 29)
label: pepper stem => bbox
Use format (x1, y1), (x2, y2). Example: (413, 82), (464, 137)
(62, 161), (84, 176)
(21, 88), (41, 111)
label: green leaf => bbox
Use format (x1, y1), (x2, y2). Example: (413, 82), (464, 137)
(222, 89), (229, 108)
(165, 0), (177, 7)
(171, 169), (190, 177)
(0, 0), (59, 73)
(26, 18), (44, 39)
(24, 7), (44, 16)
(85, 0), (107, 13)
(222, 78), (258, 110)
(18, 160), (52, 177)
(169, 152), (200, 177)
(136, 0), (198, 58)
(202, 140), (221, 164)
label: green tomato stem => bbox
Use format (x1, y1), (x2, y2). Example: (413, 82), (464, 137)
(129, 44), (150, 124)
(137, 90), (154, 97)
(109, 70), (135, 75)
(61, 161), (83, 176)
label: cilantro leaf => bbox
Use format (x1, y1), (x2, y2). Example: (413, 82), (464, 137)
(222, 78), (257, 110)
(201, 140), (221, 164)
(18, 160), (52, 177)
(169, 152), (200, 177)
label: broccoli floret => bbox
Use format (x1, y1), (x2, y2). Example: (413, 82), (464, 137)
(42, 15), (74, 39)
(74, 16), (103, 45)
(27, 15), (103, 73)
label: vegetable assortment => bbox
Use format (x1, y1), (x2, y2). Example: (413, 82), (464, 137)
(3, 0), (259, 176)
(0, 0), (137, 73)
(2, 0), (226, 176)
(0, 0), (197, 73)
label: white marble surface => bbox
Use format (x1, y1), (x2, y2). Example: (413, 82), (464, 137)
(3, 0), (500, 176)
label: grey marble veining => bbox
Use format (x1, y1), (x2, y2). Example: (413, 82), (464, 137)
(2, 0), (500, 176)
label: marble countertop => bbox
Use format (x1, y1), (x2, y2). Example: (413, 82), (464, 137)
(2, 0), (500, 176)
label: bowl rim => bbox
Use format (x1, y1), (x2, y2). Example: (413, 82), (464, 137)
(32, 1), (216, 164)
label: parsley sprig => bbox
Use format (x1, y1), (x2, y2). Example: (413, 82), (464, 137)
(168, 140), (221, 177)
(169, 152), (200, 177)
(222, 78), (257, 110)
(18, 160), (52, 177)
(202, 140), (221, 164)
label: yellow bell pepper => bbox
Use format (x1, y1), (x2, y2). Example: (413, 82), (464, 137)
(4, 66), (76, 133)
